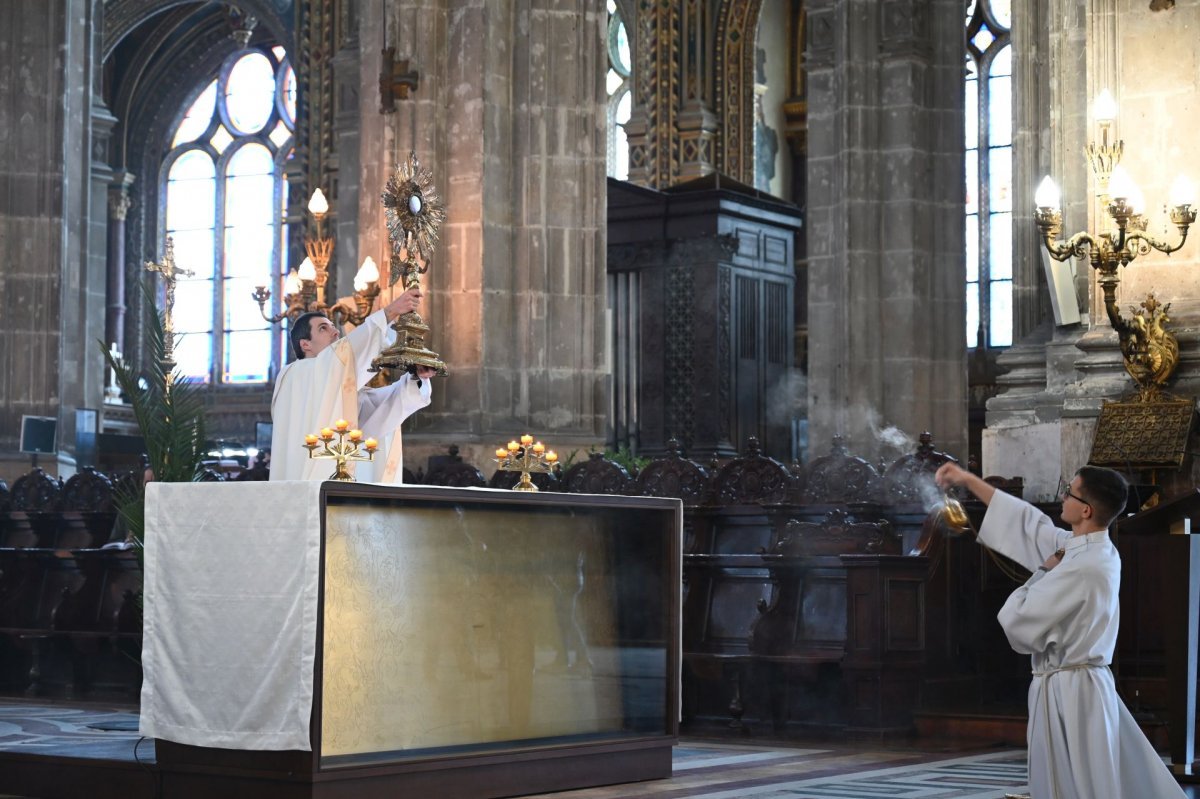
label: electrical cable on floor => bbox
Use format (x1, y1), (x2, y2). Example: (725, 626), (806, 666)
(132, 736), (163, 799)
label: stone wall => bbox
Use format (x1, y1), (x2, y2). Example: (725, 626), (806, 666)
(804, 0), (968, 464)
(358, 0), (609, 469)
(0, 0), (103, 485)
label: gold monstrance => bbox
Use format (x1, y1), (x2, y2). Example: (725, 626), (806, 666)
(370, 152), (448, 380)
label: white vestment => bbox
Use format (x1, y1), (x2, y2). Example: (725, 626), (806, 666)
(269, 310), (432, 483)
(980, 491), (1184, 799)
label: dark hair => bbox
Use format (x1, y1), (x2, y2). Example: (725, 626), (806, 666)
(1076, 465), (1129, 527)
(290, 312), (328, 360)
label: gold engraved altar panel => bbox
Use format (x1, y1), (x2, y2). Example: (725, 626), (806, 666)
(320, 505), (632, 760)
(1089, 398), (1195, 469)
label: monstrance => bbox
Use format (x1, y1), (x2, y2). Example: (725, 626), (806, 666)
(370, 152), (448, 380)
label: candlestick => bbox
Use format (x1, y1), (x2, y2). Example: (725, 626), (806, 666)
(304, 424), (375, 481)
(495, 435), (556, 492)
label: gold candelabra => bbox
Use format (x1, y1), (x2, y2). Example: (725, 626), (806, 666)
(1034, 89), (1196, 398)
(303, 419), (378, 482)
(495, 434), (558, 492)
(252, 189), (383, 327)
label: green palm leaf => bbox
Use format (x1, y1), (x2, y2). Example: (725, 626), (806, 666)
(100, 282), (209, 549)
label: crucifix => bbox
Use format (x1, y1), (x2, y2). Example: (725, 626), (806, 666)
(104, 342), (123, 403)
(145, 236), (194, 375)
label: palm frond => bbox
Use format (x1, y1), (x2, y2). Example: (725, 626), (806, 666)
(99, 281), (211, 551)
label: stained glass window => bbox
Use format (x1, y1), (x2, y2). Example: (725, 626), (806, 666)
(161, 48), (295, 383)
(966, 1), (1012, 348)
(606, 0), (632, 180)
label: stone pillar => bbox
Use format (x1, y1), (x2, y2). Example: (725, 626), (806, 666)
(331, 0), (362, 294)
(0, 0), (100, 481)
(805, 0), (967, 462)
(362, 1), (609, 469)
(105, 172), (135, 353)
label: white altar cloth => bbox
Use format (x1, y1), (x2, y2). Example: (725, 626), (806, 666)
(139, 481), (324, 751)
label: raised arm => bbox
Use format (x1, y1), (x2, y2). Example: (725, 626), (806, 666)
(935, 462), (996, 505)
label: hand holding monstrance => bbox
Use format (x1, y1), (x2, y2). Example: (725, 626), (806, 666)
(370, 152), (448, 380)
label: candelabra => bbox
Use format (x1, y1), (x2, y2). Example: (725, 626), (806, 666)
(252, 189), (383, 327)
(303, 419), (378, 482)
(1034, 89), (1196, 397)
(495, 434), (558, 492)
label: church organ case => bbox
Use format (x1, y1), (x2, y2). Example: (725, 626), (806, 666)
(606, 175), (803, 462)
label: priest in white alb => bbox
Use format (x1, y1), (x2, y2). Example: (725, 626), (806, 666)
(935, 461), (1185, 799)
(270, 287), (435, 483)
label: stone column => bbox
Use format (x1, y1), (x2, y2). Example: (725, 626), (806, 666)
(805, 0), (967, 462)
(0, 0), (100, 481)
(105, 172), (135, 353)
(331, 0), (362, 294)
(363, 0), (608, 469)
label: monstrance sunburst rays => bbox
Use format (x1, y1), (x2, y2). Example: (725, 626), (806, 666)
(368, 151), (449, 382)
(380, 151), (446, 286)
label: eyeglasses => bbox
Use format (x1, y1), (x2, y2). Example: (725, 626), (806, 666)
(1062, 488), (1092, 508)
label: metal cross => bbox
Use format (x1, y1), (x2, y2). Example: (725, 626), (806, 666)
(145, 236), (194, 375)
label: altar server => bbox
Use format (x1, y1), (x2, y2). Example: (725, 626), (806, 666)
(935, 462), (1185, 799)
(270, 287), (434, 483)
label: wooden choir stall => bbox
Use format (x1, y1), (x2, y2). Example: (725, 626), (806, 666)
(1115, 490), (1200, 782)
(140, 481), (682, 799)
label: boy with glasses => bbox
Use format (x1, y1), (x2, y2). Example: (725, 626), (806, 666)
(935, 462), (1184, 799)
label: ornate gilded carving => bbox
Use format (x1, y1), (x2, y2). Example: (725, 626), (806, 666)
(299, 0), (337, 246)
(1090, 397), (1194, 470)
(1109, 293), (1180, 401)
(715, 0), (765, 183)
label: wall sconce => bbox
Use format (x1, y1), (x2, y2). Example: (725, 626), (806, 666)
(1034, 89), (1196, 398)
(252, 189), (382, 327)
(379, 48), (419, 113)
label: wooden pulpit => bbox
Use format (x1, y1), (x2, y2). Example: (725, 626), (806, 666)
(1115, 489), (1200, 782)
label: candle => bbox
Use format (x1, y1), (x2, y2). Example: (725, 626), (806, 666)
(320, 427), (334, 440)
(348, 430), (363, 442)
(364, 438), (378, 451)
(520, 434), (534, 446)
(507, 440), (520, 452)
(305, 434), (318, 446)
(532, 442), (545, 455)
(546, 450), (558, 463)
(335, 419), (349, 432)
(496, 448), (509, 459)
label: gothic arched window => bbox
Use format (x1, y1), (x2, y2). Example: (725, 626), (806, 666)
(606, 0), (632, 180)
(161, 46), (295, 384)
(965, 0), (1012, 348)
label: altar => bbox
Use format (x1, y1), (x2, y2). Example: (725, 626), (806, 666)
(140, 481), (682, 798)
